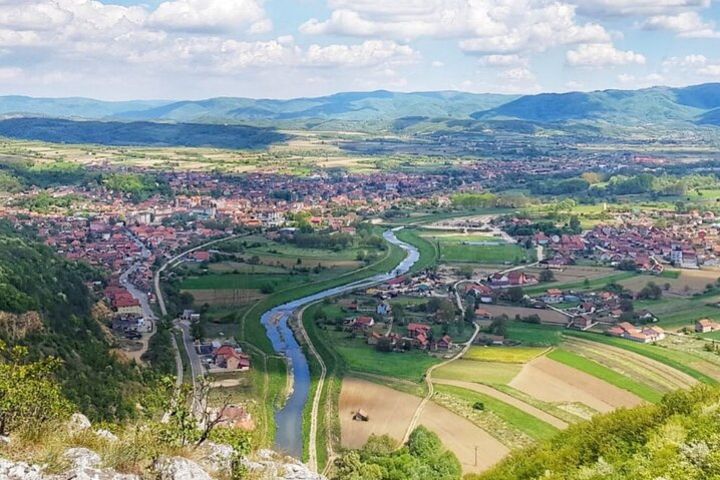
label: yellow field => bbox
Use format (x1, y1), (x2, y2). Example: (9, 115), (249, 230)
(433, 359), (522, 385)
(463, 346), (548, 363)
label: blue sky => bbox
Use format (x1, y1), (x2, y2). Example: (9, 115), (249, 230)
(0, 0), (718, 99)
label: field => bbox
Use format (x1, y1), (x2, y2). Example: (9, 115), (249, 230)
(547, 349), (663, 403)
(417, 230), (535, 265)
(463, 346), (548, 363)
(508, 356), (644, 413)
(618, 268), (720, 296)
(435, 384), (561, 441)
(434, 380), (568, 430)
(562, 337), (697, 393)
(475, 305), (569, 326)
(564, 331), (720, 384)
(434, 359), (523, 385)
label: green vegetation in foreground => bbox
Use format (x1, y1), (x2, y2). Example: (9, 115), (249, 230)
(547, 349), (663, 403)
(477, 385), (720, 480)
(334, 426), (461, 480)
(436, 384), (559, 441)
(395, 228), (439, 273)
(240, 239), (406, 353)
(563, 331), (718, 385)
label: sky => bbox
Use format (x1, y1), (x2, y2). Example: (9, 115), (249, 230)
(0, 0), (719, 99)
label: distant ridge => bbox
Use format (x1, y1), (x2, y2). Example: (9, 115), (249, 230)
(0, 84), (718, 139)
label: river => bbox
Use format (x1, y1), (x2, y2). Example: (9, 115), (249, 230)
(260, 228), (420, 457)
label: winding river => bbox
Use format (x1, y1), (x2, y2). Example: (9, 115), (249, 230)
(260, 228), (420, 457)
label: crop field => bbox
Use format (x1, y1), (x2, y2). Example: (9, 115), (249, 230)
(441, 243), (534, 264)
(434, 380), (568, 430)
(474, 305), (569, 326)
(434, 359), (523, 385)
(338, 377), (421, 449)
(180, 272), (311, 290)
(508, 356), (644, 413)
(505, 323), (566, 348)
(547, 349), (663, 403)
(562, 337), (697, 393)
(463, 346), (548, 363)
(435, 384), (560, 442)
(418, 400), (509, 474)
(524, 265), (618, 284)
(618, 268), (720, 296)
(564, 331), (720, 383)
(184, 289), (266, 307)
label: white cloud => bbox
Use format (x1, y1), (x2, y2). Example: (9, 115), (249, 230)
(147, 0), (270, 34)
(302, 0), (610, 56)
(573, 0), (710, 17)
(431, 60), (444, 67)
(617, 72), (664, 86)
(662, 54), (708, 69)
(642, 12), (720, 38)
(303, 40), (418, 68)
(478, 54), (528, 67)
(566, 43), (646, 66)
(499, 67), (536, 81)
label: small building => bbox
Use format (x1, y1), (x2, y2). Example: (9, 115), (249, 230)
(350, 316), (375, 330)
(696, 318), (720, 333)
(353, 409), (369, 422)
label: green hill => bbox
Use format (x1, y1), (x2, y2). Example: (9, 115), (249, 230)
(0, 224), (144, 421)
(477, 385), (720, 480)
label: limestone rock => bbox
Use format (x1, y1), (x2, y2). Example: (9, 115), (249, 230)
(67, 413), (92, 433)
(0, 458), (44, 480)
(154, 457), (212, 480)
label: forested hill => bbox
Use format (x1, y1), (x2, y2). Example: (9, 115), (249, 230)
(0, 224), (143, 421)
(477, 385), (720, 480)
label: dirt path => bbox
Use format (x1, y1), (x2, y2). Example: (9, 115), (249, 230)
(401, 320), (481, 444)
(295, 304), (326, 473)
(510, 356), (643, 412)
(433, 379), (569, 429)
(564, 337), (697, 391)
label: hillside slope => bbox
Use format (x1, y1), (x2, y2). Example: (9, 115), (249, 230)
(478, 385), (720, 480)
(0, 224), (143, 420)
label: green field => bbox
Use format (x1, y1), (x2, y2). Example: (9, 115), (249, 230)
(507, 322), (564, 347)
(180, 272), (310, 290)
(547, 349), (663, 403)
(441, 243), (534, 264)
(395, 228), (439, 273)
(434, 359), (522, 385)
(564, 331), (718, 385)
(464, 346), (547, 363)
(436, 384), (560, 441)
(523, 271), (639, 295)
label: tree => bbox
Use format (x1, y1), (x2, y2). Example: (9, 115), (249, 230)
(0, 341), (73, 435)
(490, 315), (509, 337)
(637, 282), (663, 301)
(539, 269), (556, 283)
(568, 215), (581, 234)
(506, 286), (525, 304)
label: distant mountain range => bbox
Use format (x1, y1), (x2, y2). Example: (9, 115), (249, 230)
(0, 84), (719, 146)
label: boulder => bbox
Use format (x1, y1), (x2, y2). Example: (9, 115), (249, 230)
(154, 457), (212, 480)
(197, 442), (233, 474)
(0, 458), (43, 480)
(67, 413), (92, 433)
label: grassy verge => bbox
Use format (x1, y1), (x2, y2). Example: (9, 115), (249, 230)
(547, 349), (663, 403)
(395, 228), (439, 273)
(172, 330), (191, 382)
(436, 384), (559, 441)
(563, 331), (718, 385)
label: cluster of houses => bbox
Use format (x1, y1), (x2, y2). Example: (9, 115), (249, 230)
(606, 322), (666, 343)
(196, 341), (251, 372)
